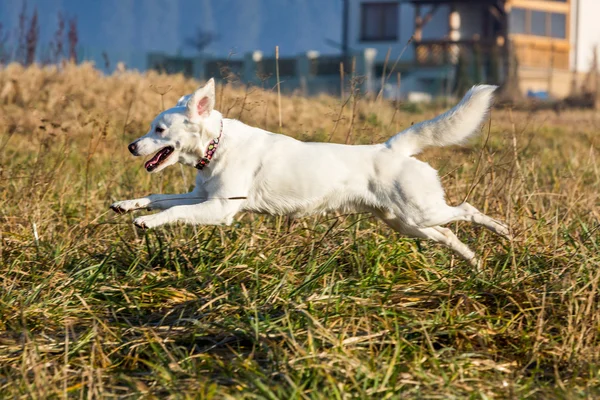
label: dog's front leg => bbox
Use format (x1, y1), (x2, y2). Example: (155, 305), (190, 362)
(110, 192), (203, 214)
(132, 200), (241, 230)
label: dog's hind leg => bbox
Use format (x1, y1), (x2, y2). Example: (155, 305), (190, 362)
(379, 216), (480, 268)
(415, 203), (510, 239)
(427, 226), (481, 268)
(455, 202), (510, 238)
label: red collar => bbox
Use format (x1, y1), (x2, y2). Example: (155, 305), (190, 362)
(195, 120), (223, 170)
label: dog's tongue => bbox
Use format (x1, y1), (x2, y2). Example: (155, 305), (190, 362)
(145, 147), (171, 171)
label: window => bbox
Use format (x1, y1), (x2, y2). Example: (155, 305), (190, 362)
(509, 7), (567, 39)
(530, 10), (546, 36)
(550, 13), (566, 38)
(361, 2), (398, 41)
(510, 8), (526, 34)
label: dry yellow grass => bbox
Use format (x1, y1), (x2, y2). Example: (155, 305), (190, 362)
(0, 63), (599, 398)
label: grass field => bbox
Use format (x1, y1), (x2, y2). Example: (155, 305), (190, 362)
(0, 63), (599, 399)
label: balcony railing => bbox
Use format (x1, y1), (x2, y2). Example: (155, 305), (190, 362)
(414, 39), (504, 66)
(512, 39), (570, 70)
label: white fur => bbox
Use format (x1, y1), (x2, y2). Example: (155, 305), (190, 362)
(111, 81), (509, 267)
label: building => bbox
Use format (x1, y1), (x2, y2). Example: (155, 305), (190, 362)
(4, 0), (594, 99)
(147, 0), (600, 99)
(0, 0), (342, 73)
(346, 0), (600, 98)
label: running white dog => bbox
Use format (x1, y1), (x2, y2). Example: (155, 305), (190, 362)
(111, 79), (509, 266)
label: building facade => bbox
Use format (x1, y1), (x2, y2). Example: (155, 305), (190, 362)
(346, 0), (600, 97)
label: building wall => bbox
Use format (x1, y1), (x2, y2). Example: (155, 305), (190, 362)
(505, 0), (598, 97)
(347, 0), (490, 60)
(0, 0), (342, 73)
(347, 0), (452, 62)
(571, 0), (600, 73)
(346, 1), (502, 97)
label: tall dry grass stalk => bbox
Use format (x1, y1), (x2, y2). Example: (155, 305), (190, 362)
(275, 45), (282, 131)
(0, 63), (598, 398)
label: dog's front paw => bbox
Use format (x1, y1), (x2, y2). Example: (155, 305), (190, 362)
(133, 217), (150, 230)
(110, 199), (149, 214)
(110, 202), (128, 214)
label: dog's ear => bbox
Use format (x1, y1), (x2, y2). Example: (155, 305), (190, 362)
(186, 78), (215, 121)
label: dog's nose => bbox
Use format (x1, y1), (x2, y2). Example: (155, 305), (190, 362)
(128, 142), (138, 155)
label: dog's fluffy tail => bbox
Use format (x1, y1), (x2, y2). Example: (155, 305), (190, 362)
(385, 85), (497, 156)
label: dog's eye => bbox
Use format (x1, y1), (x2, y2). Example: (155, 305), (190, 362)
(155, 126), (165, 133)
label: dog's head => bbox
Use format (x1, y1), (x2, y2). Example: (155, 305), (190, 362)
(128, 78), (222, 173)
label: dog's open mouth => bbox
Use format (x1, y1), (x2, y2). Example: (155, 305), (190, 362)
(145, 146), (174, 172)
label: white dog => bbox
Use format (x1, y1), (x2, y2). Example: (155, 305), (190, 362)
(111, 79), (509, 266)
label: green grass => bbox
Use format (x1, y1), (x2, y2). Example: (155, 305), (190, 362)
(0, 65), (599, 398)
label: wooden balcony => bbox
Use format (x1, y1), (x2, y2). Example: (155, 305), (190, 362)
(414, 39), (505, 67)
(511, 35), (570, 70)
